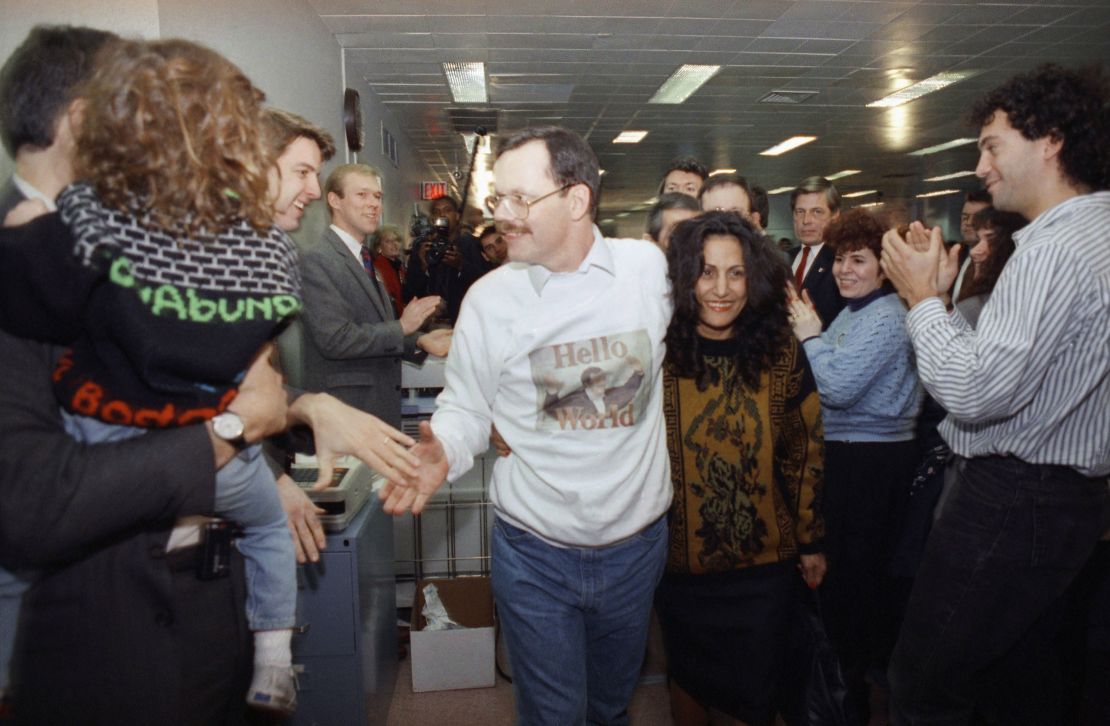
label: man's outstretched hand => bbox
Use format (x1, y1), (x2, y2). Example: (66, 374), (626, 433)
(379, 420), (450, 516)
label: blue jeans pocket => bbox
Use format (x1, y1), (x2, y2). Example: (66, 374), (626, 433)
(634, 515), (666, 544)
(493, 518), (533, 544)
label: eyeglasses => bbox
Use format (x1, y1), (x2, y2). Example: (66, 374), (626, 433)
(485, 183), (574, 219)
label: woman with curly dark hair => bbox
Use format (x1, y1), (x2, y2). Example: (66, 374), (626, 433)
(789, 207), (923, 722)
(955, 207), (1026, 327)
(657, 212), (826, 726)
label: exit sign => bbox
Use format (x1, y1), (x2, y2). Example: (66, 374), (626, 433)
(421, 182), (448, 200)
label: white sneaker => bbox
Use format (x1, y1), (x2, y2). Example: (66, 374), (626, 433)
(246, 664), (297, 714)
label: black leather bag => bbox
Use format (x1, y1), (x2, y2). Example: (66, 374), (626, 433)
(780, 583), (855, 726)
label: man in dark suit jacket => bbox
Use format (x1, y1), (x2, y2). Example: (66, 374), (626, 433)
(0, 26), (118, 224)
(0, 327), (265, 724)
(790, 176), (846, 330)
(300, 164), (450, 427)
(0, 179), (21, 220)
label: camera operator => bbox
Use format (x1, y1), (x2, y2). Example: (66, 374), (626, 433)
(403, 195), (485, 324)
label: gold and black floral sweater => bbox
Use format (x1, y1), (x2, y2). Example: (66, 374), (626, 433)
(663, 335), (825, 575)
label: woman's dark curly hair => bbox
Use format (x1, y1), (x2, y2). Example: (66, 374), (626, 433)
(969, 63), (1109, 191)
(958, 208), (1026, 301)
(74, 38), (275, 236)
(665, 211), (792, 391)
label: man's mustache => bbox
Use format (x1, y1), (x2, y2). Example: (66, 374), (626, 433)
(496, 220), (530, 235)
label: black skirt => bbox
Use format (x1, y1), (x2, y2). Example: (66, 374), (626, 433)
(655, 561), (799, 726)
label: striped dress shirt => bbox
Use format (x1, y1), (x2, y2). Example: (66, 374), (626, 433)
(906, 191), (1110, 477)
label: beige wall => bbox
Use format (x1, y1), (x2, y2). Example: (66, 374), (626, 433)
(0, 0), (435, 248)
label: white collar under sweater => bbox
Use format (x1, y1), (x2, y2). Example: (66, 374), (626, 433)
(525, 225), (616, 295)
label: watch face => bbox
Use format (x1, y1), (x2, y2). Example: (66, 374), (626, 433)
(214, 412), (244, 441)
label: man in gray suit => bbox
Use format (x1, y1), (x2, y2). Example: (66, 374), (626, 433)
(0, 25), (117, 221)
(300, 163), (450, 427)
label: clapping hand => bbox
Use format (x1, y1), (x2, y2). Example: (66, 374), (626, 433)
(787, 287), (822, 341)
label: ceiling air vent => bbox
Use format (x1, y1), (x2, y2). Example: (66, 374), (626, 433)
(446, 108), (500, 134)
(758, 90), (818, 104)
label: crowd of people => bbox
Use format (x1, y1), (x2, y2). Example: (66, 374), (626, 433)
(0, 21), (1107, 726)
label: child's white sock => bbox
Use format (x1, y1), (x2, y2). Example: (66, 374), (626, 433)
(253, 628), (292, 667)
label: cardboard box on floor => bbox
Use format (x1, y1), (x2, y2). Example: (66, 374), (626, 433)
(410, 576), (496, 692)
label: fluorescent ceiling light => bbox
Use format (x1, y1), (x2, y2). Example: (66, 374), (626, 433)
(613, 130), (648, 144)
(709, 168), (736, 176)
(599, 169), (606, 176)
(616, 212), (631, 218)
(858, 201), (884, 208)
(767, 186), (794, 194)
(908, 137), (978, 157)
(843, 189), (879, 198)
(444, 62), (487, 103)
(916, 188), (962, 198)
(826, 169), (861, 181)
(649, 65), (721, 104)
(867, 70), (978, 108)
(924, 170), (977, 182)
(760, 135), (817, 156)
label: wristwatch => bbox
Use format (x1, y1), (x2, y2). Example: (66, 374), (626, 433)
(211, 411), (247, 449)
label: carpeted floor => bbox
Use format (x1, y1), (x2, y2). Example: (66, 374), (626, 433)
(385, 657), (673, 726)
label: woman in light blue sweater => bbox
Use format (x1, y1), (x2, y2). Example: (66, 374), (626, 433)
(789, 208), (923, 723)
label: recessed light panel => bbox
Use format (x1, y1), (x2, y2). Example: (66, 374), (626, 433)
(908, 138), (978, 156)
(867, 70), (978, 108)
(760, 136), (817, 156)
(613, 130), (648, 144)
(444, 62), (487, 103)
(924, 171), (977, 182)
(649, 65), (721, 104)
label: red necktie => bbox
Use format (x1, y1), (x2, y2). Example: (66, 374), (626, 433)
(360, 246), (375, 276)
(794, 245), (810, 288)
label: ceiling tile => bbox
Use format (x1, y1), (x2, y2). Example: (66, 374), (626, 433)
(762, 19), (884, 41)
(313, 0), (1110, 216)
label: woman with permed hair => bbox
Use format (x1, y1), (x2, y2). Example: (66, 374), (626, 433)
(657, 211), (826, 726)
(788, 207), (923, 722)
(0, 38), (332, 716)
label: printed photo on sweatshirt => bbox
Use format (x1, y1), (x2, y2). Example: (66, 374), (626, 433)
(530, 329), (652, 432)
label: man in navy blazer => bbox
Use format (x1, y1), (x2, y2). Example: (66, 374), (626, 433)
(790, 176), (845, 330)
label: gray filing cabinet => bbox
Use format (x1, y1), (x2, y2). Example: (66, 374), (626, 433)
(289, 501), (397, 725)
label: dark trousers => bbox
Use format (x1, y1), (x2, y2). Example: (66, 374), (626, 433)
(888, 455), (1110, 726)
(13, 544), (253, 725)
(820, 438), (918, 698)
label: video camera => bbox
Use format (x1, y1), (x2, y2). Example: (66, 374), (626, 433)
(409, 205), (453, 266)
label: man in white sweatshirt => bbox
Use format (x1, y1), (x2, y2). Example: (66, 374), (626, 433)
(381, 126), (673, 725)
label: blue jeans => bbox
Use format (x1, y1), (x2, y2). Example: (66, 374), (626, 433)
(888, 456), (1110, 726)
(491, 515), (667, 726)
(0, 413), (295, 658)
